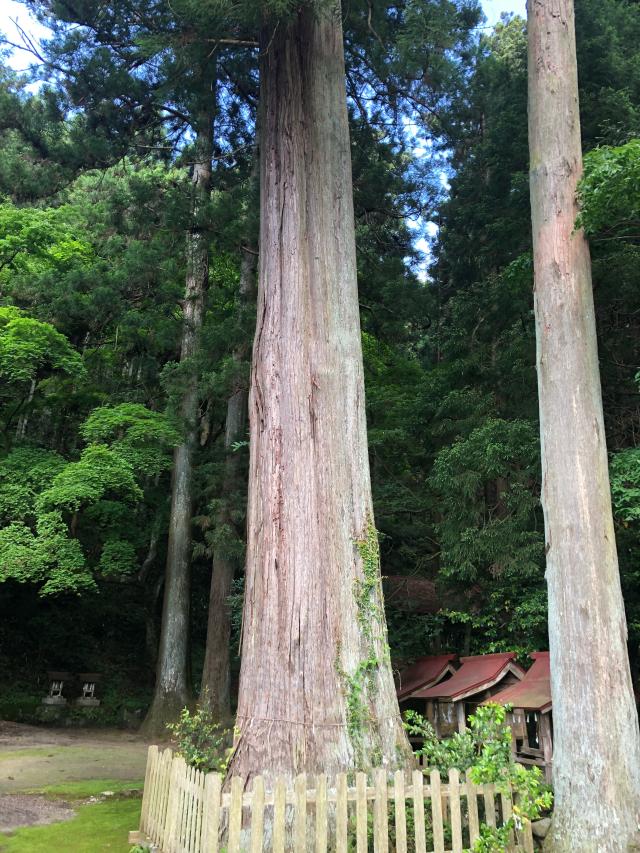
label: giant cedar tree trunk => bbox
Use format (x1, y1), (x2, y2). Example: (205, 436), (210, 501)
(142, 106), (214, 737)
(200, 242), (257, 720)
(228, 3), (412, 781)
(528, 1), (640, 849)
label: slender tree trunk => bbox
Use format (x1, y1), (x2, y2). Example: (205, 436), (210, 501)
(142, 102), (214, 737)
(527, 2), (640, 849)
(228, 3), (412, 783)
(200, 240), (257, 720)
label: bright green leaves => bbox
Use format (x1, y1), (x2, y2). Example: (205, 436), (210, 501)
(578, 139), (640, 239)
(34, 511), (93, 595)
(0, 512), (93, 596)
(0, 307), (84, 385)
(38, 445), (143, 514)
(0, 203), (93, 278)
(611, 448), (640, 523)
(0, 522), (45, 585)
(0, 447), (67, 524)
(404, 705), (552, 852)
(81, 403), (180, 477)
(0, 403), (179, 594)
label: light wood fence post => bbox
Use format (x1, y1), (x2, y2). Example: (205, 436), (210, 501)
(465, 772), (480, 847)
(449, 769), (463, 853)
(393, 770), (407, 853)
(429, 770), (444, 853)
(250, 775), (265, 853)
(335, 773), (348, 853)
(202, 772), (222, 853)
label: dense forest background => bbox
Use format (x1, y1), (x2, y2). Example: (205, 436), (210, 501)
(0, 0), (639, 723)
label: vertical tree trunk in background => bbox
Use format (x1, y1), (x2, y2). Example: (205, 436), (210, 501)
(228, 3), (412, 782)
(142, 103), (214, 738)
(527, 1), (640, 849)
(200, 240), (257, 721)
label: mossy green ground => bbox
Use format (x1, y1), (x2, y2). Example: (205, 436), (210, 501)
(0, 795), (141, 852)
(0, 780), (143, 853)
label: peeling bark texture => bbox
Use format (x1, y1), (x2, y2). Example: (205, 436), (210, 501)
(228, 3), (413, 783)
(201, 239), (257, 721)
(527, 1), (640, 849)
(142, 103), (214, 738)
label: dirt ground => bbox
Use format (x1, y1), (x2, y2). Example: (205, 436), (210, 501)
(0, 721), (157, 833)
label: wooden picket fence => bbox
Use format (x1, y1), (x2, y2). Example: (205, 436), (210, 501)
(131, 746), (534, 852)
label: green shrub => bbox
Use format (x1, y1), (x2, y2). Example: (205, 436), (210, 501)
(167, 699), (232, 774)
(404, 703), (553, 853)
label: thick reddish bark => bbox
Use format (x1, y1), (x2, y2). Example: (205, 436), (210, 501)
(228, 3), (412, 782)
(528, 1), (640, 848)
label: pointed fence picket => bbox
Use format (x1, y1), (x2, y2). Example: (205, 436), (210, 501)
(131, 746), (535, 853)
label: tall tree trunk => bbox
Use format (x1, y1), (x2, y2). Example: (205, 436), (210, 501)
(527, 1), (640, 849)
(142, 103), (214, 737)
(228, 3), (412, 782)
(200, 239), (257, 721)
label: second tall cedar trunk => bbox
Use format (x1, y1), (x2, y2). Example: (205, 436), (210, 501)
(228, 4), (411, 780)
(143, 107), (214, 736)
(527, 1), (640, 849)
(200, 242), (257, 720)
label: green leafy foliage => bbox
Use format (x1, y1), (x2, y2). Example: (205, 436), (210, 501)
(0, 306), (84, 385)
(168, 700), (232, 774)
(404, 705), (552, 852)
(578, 140), (640, 238)
(611, 447), (640, 523)
(81, 404), (180, 476)
(38, 445), (142, 513)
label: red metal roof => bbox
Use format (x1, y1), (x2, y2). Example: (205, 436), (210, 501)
(484, 652), (551, 713)
(396, 654), (457, 700)
(412, 653), (525, 702)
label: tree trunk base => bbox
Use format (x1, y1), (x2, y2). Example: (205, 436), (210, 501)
(543, 816), (640, 853)
(140, 688), (192, 740)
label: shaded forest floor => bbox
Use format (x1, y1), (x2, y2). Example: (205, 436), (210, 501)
(0, 721), (157, 849)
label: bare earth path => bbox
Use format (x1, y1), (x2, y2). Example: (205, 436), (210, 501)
(0, 721), (157, 833)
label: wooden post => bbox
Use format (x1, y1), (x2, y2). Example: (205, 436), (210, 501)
(356, 772), (367, 853)
(314, 774), (328, 852)
(140, 745), (156, 833)
(250, 776), (265, 853)
(373, 769), (388, 853)
(335, 773), (348, 853)
(412, 770), (427, 853)
(273, 777), (286, 853)
(449, 769), (463, 853)
(540, 712), (553, 784)
(228, 775), (243, 851)
(202, 773), (222, 853)
(465, 772), (480, 846)
(294, 773), (307, 852)
(165, 755), (184, 852)
(456, 702), (467, 733)
(393, 770), (407, 853)
(429, 770), (444, 853)
(483, 783), (496, 829)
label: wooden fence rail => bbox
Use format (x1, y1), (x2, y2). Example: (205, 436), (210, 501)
(130, 746), (534, 852)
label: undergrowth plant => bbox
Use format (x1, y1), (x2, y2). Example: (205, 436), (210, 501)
(404, 703), (552, 852)
(167, 695), (232, 774)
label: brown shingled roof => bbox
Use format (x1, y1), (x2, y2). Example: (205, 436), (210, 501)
(412, 653), (525, 702)
(396, 654), (458, 700)
(484, 652), (551, 713)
